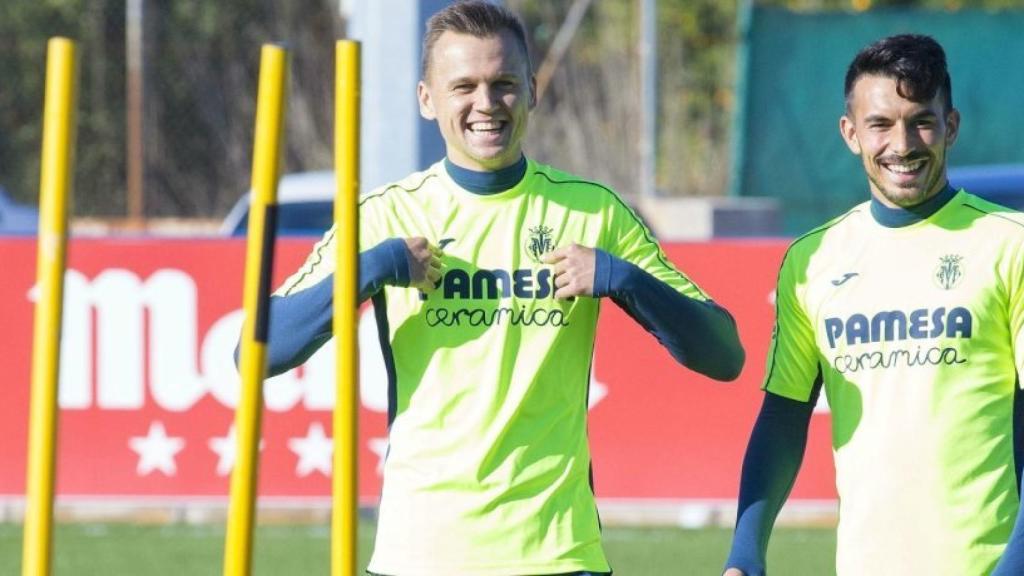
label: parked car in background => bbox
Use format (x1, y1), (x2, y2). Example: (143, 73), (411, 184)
(0, 185), (39, 235)
(948, 164), (1024, 211)
(221, 165), (1024, 237)
(220, 171), (334, 237)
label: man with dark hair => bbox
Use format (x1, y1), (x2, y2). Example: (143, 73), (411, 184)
(255, 1), (745, 574)
(722, 34), (1024, 576)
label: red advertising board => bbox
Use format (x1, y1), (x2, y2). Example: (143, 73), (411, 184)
(0, 238), (836, 503)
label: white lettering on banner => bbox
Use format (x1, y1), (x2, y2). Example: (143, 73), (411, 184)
(55, 270), (145, 409)
(53, 269), (209, 411)
(39, 267), (605, 414)
(146, 270), (208, 410)
(41, 267), (390, 413)
(202, 306), (387, 412)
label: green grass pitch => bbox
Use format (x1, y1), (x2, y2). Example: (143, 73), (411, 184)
(0, 521), (836, 574)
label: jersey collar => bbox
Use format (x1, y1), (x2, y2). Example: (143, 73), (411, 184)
(869, 184), (957, 228)
(443, 155), (528, 195)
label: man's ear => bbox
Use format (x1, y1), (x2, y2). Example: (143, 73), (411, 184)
(528, 74), (537, 110)
(417, 80), (436, 121)
(945, 108), (960, 148)
(839, 114), (861, 155)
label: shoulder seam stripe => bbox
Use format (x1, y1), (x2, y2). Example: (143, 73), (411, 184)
(534, 171), (707, 297)
(961, 199), (1024, 230)
(358, 172), (437, 207)
(302, 172), (431, 295)
(284, 227), (336, 296)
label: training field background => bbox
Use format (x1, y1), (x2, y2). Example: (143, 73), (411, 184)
(0, 522), (836, 575)
(7, 1), (1024, 574)
(0, 237), (838, 573)
(0, 239), (841, 504)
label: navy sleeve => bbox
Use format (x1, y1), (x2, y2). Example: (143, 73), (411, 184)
(263, 275), (334, 376)
(724, 381), (821, 576)
(591, 248), (744, 381)
(238, 237), (410, 376)
(992, 463), (1024, 574)
(358, 237), (411, 300)
(992, 367), (1024, 574)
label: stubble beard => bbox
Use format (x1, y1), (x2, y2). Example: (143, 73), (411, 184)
(868, 151), (947, 209)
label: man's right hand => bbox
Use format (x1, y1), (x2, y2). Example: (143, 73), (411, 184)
(404, 237), (443, 293)
(723, 569), (746, 576)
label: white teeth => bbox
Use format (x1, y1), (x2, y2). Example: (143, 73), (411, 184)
(469, 122), (502, 132)
(885, 159), (925, 174)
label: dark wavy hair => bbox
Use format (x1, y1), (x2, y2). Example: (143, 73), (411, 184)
(844, 34), (953, 112)
(421, 0), (531, 80)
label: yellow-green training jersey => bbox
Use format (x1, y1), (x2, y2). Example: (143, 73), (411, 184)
(766, 188), (1024, 575)
(277, 159), (714, 576)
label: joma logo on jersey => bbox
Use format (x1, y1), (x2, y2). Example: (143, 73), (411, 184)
(824, 306), (972, 349)
(525, 225), (554, 263)
(435, 267), (556, 300)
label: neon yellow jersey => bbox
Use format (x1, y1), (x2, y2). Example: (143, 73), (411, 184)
(766, 189), (1024, 575)
(279, 159), (711, 576)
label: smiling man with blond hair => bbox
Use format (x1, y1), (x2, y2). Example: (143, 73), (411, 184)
(251, 2), (745, 574)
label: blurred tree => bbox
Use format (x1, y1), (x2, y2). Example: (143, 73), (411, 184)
(2, 0), (1023, 217)
(511, 0), (1024, 199)
(0, 0), (124, 215)
(512, 0), (737, 198)
(144, 0), (341, 217)
(0, 0), (341, 219)
(760, 0), (1024, 9)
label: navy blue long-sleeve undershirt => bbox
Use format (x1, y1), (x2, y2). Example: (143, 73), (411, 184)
(255, 241), (743, 381)
(724, 382), (821, 576)
(992, 376), (1024, 574)
(592, 248), (743, 381)
(252, 157), (742, 381)
(257, 237), (409, 376)
(994, 488), (1024, 574)
(726, 384), (1024, 575)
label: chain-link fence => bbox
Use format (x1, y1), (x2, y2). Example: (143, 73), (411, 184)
(1, 0), (342, 222)
(4, 0), (1015, 223)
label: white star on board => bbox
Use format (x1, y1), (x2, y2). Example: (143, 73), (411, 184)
(288, 422), (333, 477)
(368, 437), (389, 475)
(208, 425), (265, 476)
(129, 421), (185, 477)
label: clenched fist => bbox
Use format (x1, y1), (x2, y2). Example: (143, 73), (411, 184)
(543, 243), (596, 299)
(404, 237), (443, 293)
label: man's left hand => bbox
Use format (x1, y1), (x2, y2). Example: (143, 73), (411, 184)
(544, 243), (596, 299)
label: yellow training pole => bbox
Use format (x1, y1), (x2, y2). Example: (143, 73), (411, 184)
(23, 37), (78, 576)
(332, 39), (360, 576)
(223, 43), (289, 576)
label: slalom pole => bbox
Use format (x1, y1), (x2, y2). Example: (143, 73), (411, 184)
(223, 43), (289, 576)
(23, 37), (78, 576)
(332, 39), (361, 576)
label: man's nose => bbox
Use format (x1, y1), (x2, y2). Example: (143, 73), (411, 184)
(472, 86), (499, 111)
(890, 122), (920, 155)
